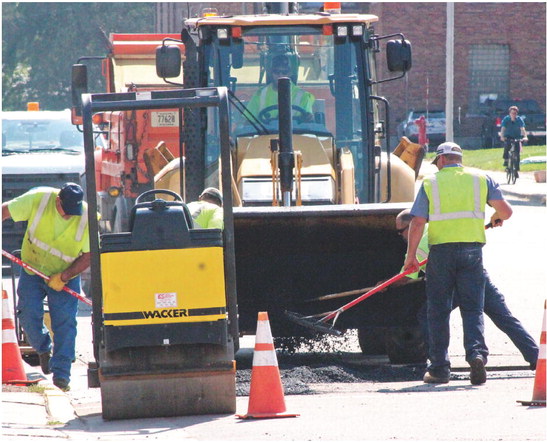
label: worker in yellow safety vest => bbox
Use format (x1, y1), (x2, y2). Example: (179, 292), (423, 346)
(245, 54), (315, 124)
(403, 142), (513, 386)
(394, 209), (538, 372)
(2, 183), (90, 391)
(187, 187), (224, 229)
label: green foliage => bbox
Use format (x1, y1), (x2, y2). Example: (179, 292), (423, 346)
(2, 3), (155, 111)
(425, 145), (546, 172)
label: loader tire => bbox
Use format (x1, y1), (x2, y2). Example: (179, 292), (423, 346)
(357, 327), (387, 356)
(385, 326), (427, 364)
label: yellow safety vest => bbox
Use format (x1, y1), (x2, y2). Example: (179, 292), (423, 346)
(423, 167), (487, 245)
(187, 201), (223, 229)
(402, 225), (430, 280)
(246, 83), (315, 120)
(21, 190), (88, 276)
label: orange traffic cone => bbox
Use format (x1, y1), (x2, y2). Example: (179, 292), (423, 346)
(2, 288), (30, 385)
(237, 312), (299, 419)
(518, 300), (546, 407)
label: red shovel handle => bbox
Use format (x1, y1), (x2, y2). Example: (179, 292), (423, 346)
(2, 249), (92, 306)
(321, 258), (427, 322)
(320, 223), (495, 323)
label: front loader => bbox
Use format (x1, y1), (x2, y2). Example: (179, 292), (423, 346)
(152, 10), (427, 363)
(81, 87), (238, 420)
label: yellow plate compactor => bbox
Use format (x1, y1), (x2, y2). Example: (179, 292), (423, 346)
(78, 88), (238, 420)
(97, 190), (235, 419)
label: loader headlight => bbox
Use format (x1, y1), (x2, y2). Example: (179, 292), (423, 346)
(351, 25), (363, 37)
(217, 28), (229, 40)
(335, 25), (348, 38)
(240, 177), (335, 205)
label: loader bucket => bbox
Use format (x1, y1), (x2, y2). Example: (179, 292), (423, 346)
(232, 203), (426, 337)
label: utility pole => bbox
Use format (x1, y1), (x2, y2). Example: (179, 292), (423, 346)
(446, 2), (454, 142)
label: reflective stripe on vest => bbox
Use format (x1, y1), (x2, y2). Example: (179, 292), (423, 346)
(428, 174), (485, 221)
(27, 192), (87, 264)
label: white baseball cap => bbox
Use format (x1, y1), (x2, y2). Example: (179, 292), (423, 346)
(432, 142), (463, 165)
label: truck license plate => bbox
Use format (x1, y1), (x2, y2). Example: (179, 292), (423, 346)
(151, 111), (177, 127)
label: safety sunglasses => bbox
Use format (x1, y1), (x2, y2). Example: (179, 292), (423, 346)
(397, 225), (409, 235)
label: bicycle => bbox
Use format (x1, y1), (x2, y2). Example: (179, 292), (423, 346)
(505, 137), (522, 185)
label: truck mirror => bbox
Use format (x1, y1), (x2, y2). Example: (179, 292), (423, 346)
(386, 40), (412, 72)
(232, 40), (244, 69)
(71, 64), (88, 125)
(156, 45), (181, 78)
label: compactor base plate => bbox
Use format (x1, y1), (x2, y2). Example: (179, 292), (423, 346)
(100, 370), (236, 420)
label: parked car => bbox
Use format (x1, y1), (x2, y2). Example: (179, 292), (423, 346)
(396, 109), (446, 150)
(480, 99), (546, 148)
(2, 108), (86, 270)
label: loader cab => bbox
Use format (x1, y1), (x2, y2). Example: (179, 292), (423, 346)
(183, 15), (411, 204)
(193, 18), (381, 203)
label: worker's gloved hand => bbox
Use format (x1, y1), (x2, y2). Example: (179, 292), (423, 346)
(490, 216), (503, 228)
(47, 273), (66, 291)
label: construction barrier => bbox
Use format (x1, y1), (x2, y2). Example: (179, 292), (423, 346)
(518, 300), (546, 407)
(237, 311), (299, 419)
(2, 289), (36, 385)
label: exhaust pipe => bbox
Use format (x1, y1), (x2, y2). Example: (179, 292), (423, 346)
(278, 77), (294, 207)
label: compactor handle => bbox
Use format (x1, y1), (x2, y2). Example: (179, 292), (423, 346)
(135, 189), (183, 204)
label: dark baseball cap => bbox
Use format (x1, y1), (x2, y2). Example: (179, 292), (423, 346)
(59, 183), (84, 216)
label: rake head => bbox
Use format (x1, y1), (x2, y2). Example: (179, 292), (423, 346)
(284, 310), (343, 336)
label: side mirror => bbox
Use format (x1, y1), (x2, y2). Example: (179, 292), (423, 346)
(156, 45), (182, 79)
(386, 40), (412, 72)
(71, 64), (88, 125)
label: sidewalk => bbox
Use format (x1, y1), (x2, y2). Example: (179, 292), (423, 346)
(2, 363), (76, 439)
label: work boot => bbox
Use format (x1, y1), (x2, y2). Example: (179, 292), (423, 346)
(39, 352), (51, 375)
(423, 371), (449, 384)
(53, 377), (70, 392)
(469, 356), (486, 385)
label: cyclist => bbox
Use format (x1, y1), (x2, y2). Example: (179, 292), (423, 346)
(500, 106), (528, 175)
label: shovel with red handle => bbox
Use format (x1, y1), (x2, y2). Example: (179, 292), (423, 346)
(285, 222), (495, 335)
(285, 258), (428, 336)
(2, 249), (92, 306)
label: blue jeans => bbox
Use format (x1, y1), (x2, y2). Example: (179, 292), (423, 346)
(17, 271), (79, 382)
(425, 243), (488, 377)
(418, 269), (539, 367)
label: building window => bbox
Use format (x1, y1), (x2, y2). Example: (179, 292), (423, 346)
(468, 44), (509, 112)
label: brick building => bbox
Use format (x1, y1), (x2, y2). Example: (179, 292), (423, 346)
(156, 2), (546, 144)
(370, 2), (546, 144)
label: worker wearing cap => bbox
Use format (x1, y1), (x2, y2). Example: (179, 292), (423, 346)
(1, 183), (90, 391)
(404, 142), (513, 385)
(245, 54), (315, 123)
(395, 209), (538, 372)
(187, 187), (224, 229)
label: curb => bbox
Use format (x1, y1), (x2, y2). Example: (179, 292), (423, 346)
(41, 380), (77, 424)
(501, 187), (546, 205)
(25, 362), (77, 424)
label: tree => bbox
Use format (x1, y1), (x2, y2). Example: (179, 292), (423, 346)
(2, 3), (156, 111)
